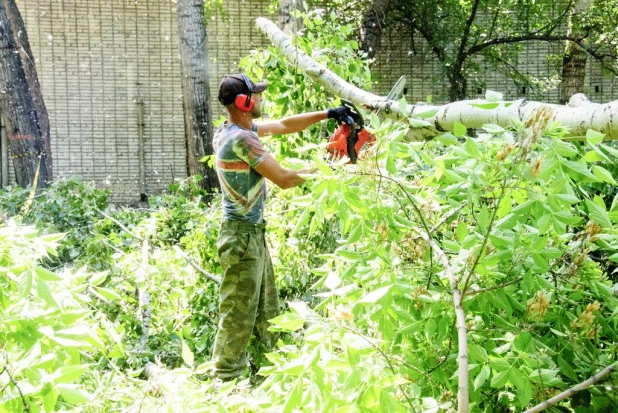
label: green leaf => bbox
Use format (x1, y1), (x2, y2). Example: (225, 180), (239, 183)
(269, 312), (305, 332)
(456, 221), (468, 241)
(88, 272), (108, 287)
(437, 133), (458, 146)
(43, 388), (58, 413)
(474, 365), (490, 390)
(37, 279), (59, 308)
(282, 378), (303, 413)
(414, 108), (438, 119)
(35, 266), (62, 282)
(471, 102), (500, 110)
(312, 155), (333, 176)
(584, 150), (606, 163)
(585, 129), (605, 145)
(585, 199), (612, 228)
(347, 346), (361, 366)
(465, 138), (480, 157)
(468, 344), (488, 363)
(516, 380), (532, 407)
(95, 287), (122, 301)
(509, 367), (525, 389)
(53, 365), (90, 384)
(592, 165), (617, 184)
(357, 285), (392, 304)
(343, 191), (367, 213)
(334, 406), (356, 413)
(561, 160), (599, 181)
(490, 369), (510, 388)
(182, 340), (194, 367)
(482, 124), (505, 134)
(453, 122), (467, 138)
(56, 384), (91, 405)
(386, 155), (397, 175)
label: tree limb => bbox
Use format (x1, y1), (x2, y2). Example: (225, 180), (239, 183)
(0, 360), (30, 412)
(174, 246), (221, 285)
(256, 17), (618, 140)
(464, 277), (523, 296)
(456, 0), (481, 64)
(524, 361), (618, 413)
(417, 231), (469, 413)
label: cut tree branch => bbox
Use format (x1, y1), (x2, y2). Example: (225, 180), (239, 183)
(524, 361), (618, 413)
(255, 17), (618, 141)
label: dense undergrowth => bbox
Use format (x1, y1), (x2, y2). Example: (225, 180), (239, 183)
(2, 10), (618, 413)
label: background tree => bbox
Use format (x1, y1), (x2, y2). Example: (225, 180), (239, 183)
(358, 0), (618, 101)
(359, 0), (392, 61)
(0, 0), (51, 188)
(176, 0), (218, 194)
(560, 0), (591, 104)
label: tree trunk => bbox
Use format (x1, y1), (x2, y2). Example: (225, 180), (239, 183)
(278, 0), (304, 36)
(256, 17), (618, 140)
(5, 0), (52, 180)
(448, 65), (468, 101)
(176, 0), (218, 193)
(560, 0), (591, 105)
(0, 0), (50, 188)
(360, 0), (392, 60)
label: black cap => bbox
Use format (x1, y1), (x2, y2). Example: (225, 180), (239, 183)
(217, 73), (268, 106)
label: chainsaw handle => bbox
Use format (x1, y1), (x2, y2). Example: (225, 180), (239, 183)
(343, 115), (355, 127)
(340, 99), (364, 129)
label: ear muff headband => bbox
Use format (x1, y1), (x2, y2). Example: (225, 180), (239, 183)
(234, 74), (254, 112)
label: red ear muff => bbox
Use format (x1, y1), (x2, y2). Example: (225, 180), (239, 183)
(234, 94), (254, 112)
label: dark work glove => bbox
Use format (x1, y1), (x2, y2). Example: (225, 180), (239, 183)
(327, 106), (353, 123)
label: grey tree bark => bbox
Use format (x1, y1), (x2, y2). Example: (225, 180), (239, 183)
(560, 0), (591, 104)
(278, 0), (304, 35)
(359, 0), (393, 60)
(176, 0), (218, 193)
(0, 0), (51, 188)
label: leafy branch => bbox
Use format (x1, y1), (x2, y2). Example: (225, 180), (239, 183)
(524, 361), (618, 413)
(0, 357), (30, 412)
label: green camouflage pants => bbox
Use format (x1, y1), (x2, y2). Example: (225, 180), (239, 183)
(212, 220), (280, 380)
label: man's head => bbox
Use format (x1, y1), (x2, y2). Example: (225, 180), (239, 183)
(217, 73), (267, 118)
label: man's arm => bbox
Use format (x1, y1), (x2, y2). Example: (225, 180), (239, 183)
(254, 155), (312, 189)
(255, 111), (328, 137)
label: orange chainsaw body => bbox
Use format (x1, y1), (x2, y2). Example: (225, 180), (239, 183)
(327, 124), (376, 163)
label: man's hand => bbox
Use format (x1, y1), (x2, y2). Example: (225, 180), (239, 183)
(327, 106), (353, 123)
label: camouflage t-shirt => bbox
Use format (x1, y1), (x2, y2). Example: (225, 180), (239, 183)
(213, 122), (269, 224)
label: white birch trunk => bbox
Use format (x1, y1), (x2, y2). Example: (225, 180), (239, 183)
(256, 17), (618, 140)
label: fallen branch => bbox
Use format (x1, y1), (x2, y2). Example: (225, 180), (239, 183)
(524, 361), (618, 413)
(96, 207), (141, 240)
(255, 17), (618, 140)
(137, 237), (151, 352)
(174, 246), (221, 285)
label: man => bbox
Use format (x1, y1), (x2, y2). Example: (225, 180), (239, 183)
(211, 73), (352, 382)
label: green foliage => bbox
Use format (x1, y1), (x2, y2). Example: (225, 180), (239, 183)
(241, 9), (372, 157)
(253, 110), (618, 411)
(369, 0), (618, 100)
(0, 224), (121, 412)
(0, 178), (110, 266)
(2, 17), (618, 411)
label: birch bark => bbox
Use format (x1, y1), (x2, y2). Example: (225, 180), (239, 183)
(256, 17), (618, 140)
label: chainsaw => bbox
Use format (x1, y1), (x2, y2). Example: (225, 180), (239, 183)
(326, 99), (376, 164)
(326, 76), (406, 163)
